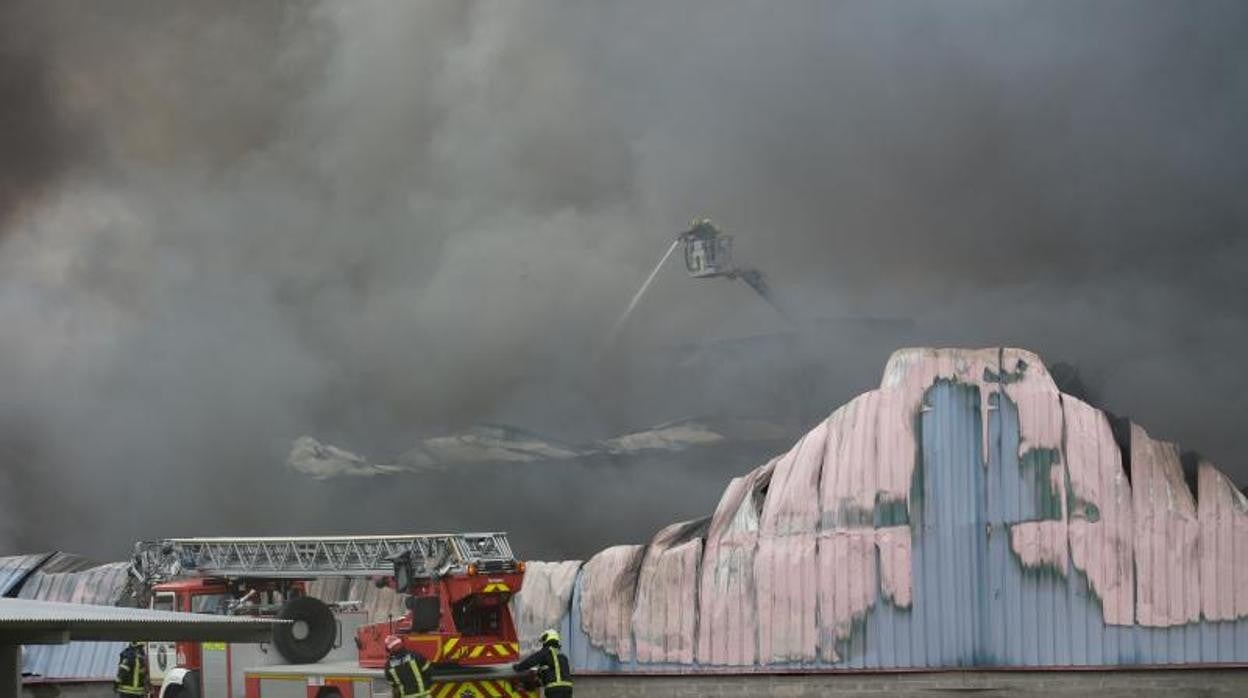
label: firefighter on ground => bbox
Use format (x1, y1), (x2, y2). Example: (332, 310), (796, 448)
(384, 634), (434, 698)
(113, 641), (149, 697)
(514, 629), (573, 696)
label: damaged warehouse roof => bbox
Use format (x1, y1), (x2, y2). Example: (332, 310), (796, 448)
(287, 417), (791, 479)
(0, 553), (133, 684)
(510, 347), (1248, 671)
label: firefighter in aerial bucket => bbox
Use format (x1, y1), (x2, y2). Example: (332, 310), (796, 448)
(384, 634), (434, 698)
(514, 629), (573, 696)
(113, 641), (149, 697)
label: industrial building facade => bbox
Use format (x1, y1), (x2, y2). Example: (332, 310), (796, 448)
(512, 348), (1248, 671)
(7, 347), (1248, 694)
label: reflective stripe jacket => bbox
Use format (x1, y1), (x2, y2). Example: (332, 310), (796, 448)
(113, 646), (148, 696)
(385, 651), (433, 698)
(514, 644), (573, 690)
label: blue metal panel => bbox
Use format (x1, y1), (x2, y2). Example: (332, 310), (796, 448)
(829, 380), (985, 671)
(23, 640), (126, 682)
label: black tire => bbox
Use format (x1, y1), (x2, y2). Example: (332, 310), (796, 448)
(315, 689), (343, 698)
(273, 596), (336, 664)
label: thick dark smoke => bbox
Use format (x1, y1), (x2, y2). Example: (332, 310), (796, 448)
(0, 2), (80, 231)
(1, 1), (1245, 560)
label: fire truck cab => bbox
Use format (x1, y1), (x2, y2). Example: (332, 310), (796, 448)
(353, 548), (525, 668)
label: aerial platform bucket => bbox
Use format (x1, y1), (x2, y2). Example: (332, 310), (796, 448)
(681, 219), (735, 278)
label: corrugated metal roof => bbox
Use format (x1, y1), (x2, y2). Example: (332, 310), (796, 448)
(13, 561), (133, 681)
(0, 553), (53, 597)
(35, 552), (101, 575)
(17, 561), (130, 605)
(1, 597), (281, 625)
(0, 597), (281, 657)
(516, 347), (1248, 672)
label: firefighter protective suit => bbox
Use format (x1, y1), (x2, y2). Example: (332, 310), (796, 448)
(514, 630), (573, 697)
(385, 650), (434, 698)
(114, 642), (149, 697)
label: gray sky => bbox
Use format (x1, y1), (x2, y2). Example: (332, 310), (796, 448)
(0, 1), (1245, 559)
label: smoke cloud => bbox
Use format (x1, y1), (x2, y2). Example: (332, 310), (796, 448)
(0, 1), (1245, 560)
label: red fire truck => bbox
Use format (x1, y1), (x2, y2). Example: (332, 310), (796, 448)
(128, 534), (538, 698)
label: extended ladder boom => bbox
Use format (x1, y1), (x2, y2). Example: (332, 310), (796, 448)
(130, 533), (516, 585)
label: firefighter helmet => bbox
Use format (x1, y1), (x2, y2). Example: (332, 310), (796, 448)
(540, 629), (561, 646)
(384, 634), (405, 655)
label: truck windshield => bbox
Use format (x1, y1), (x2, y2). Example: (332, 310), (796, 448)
(452, 597), (501, 636)
(191, 593), (234, 614)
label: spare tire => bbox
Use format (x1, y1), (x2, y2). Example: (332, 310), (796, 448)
(273, 596), (336, 664)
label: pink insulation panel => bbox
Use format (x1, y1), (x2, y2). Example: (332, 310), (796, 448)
(816, 530), (878, 662)
(632, 521), (704, 664)
(755, 421), (826, 663)
(1003, 356), (1071, 574)
(1199, 463), (1248, 621)
(1130, 423), (1200, 627)
(512, 560), (582, 650)
(579, 544), (646, 661)
(1061, 396), (1134, 625)
(697, 460), (774, 666)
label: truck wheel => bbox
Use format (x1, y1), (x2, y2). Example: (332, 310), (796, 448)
(315, 689), (343, 698)
(273, 596), (336, 664)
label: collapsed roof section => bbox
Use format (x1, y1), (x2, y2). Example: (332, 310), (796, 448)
(511, 347), (1248, 670)
(287, 418), (791, 480)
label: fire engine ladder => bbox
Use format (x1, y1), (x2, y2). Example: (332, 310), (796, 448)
(129, 533), (515, 584)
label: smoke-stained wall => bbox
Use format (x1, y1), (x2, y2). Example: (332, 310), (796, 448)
(0, 2), (1246, 562)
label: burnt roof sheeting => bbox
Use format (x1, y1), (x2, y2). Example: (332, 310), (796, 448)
(0, 554), (52, 598)
(33, 553), (100, 575)
(16, 562), (129, 605)
(518, 347), (1248, 671)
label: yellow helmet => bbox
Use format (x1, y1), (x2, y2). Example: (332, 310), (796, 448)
(539, 629), (561, 646)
